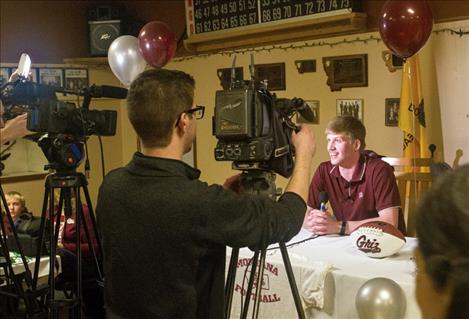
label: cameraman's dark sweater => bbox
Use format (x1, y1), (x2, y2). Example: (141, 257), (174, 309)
(96, 152), (306, 319)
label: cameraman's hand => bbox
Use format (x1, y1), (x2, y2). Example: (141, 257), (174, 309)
(223, 173), (241, 194)
(292, 124), (315, 159)
(1, 113), (32, 144)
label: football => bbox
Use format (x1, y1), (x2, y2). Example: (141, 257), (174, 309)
(350, 221), (406, 258)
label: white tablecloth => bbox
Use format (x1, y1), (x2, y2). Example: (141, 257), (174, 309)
(227, 229), (421, 319)
(1, 255), (59, 285)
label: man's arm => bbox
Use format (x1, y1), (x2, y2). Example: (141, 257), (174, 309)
(283, 125), (316, 202)
(304, 206), (399, 235)
(0, 114), (31, 144)
(338, 206), (399, 235)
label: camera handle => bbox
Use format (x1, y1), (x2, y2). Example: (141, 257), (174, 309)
(32, 172), (103, 318)
(224, 170), (305, 319)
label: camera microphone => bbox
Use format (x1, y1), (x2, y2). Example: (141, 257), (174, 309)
(319, 191), (328, 213)
(84, 85), (128, 99)
(298, 100), (316, 122)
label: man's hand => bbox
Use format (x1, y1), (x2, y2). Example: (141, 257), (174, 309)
(303, 207), (340, 235)
(223, 173), (241, 194)
(291, 124), (316, 159)
(1, 113), (32, 144)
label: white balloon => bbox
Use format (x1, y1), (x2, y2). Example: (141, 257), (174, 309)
(108, 35), (146, 87)
(356, 277), (406, 319)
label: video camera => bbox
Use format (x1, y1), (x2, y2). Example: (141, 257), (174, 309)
(0, 54), (126, 171)
(213, 56), (315, 178)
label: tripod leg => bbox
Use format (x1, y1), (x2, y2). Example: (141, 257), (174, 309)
(240, 250), (260, 319)
(78, 176), (103, 280)
(279, 242), (305, 319)
(225, 248), (239, 319)
(251, 249), (267, 319)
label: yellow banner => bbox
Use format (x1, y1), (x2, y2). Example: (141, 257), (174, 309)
(399, 55), (427, 159)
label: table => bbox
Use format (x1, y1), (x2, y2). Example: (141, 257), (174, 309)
(227, 229), (421, 319)
(1, 255), (60, 286)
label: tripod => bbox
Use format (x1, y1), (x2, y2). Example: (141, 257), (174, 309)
(33, 171), (103, 318)
(224, 170), (305, 319)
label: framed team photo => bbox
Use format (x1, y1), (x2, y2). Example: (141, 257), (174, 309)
(39, 68), (64, 87)
(64, 68), (89, 91)
(336, 99), (363, 121)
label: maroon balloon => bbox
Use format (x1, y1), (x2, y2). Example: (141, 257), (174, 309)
(138, 21), (176, 68)
(379, 0), (433, 59)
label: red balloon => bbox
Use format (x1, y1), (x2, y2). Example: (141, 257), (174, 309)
(138, 21), (176, 68)
(379, 0), (433, 59)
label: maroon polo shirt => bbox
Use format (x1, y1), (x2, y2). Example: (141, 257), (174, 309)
(308, 153), (406, 234)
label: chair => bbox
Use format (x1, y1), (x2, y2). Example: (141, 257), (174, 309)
(381, 157), (433, 237)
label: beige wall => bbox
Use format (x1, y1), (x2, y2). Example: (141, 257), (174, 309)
(165, 30), (444, 190)
(2, 26), (454, 215)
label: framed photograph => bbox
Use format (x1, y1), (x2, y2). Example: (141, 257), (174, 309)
(28, 68), (38, 82)
(336, 99), (363, 121)
(65, 68), (89, 91)
(39, 68), (64, 87)
(0, 67), (10, 86)
(297, 100), (320, 124)
(217, 67), (243, 90)
(323, 54), (368, 91)
(385, 98), (400, 126)
(254, 63), (286, 91)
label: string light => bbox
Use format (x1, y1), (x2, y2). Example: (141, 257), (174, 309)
(433, 27), (469, 37)
(173, 27), (468, 63)
(173, 35), (383, 62)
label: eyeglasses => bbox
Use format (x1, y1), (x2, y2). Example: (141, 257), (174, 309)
(175, 105), (205, 127)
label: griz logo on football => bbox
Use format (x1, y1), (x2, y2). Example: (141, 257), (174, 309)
(356, 235), (382, 254)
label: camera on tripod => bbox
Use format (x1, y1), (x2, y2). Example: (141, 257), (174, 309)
(0, 54), (124, 171)
(213, 57), (315, 178)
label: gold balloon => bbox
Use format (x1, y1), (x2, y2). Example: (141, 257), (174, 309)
(355, 277), (406, 319)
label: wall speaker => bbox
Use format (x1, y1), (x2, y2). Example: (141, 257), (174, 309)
(89, 20), (121, 56)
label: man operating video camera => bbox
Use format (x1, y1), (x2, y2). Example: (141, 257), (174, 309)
(96, 69), (316, 319)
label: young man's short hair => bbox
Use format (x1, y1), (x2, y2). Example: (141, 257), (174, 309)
(6, 191), (26, 208)
(326, 116), (366, 151)
(126, 69), (195, 148)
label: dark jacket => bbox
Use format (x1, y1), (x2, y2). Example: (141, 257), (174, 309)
(96, 153), (306, 319)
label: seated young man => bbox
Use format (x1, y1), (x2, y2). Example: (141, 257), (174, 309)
(303, 116), (405, 236)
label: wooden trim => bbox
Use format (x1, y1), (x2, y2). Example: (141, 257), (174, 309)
(0, 172), (47, 184)
(184, 12), (367, 53)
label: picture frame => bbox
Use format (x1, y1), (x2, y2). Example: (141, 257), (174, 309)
(323, 54), (368, 91)
(39, 68), (64, 87)
(336, 99), (363, 121)
(254, 62), (286, 91)
(64, 68), (89, 91)
(385, 98), (400, 127)
(28, 67), (38, 82)
(217, 67), (243, 90)
(0, 67), (10, 86)
(382, 50), (404, 72)
(297, 100), (320, 124)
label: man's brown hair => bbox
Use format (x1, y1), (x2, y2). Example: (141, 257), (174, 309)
(325, 116), (366, 151)
(126, 69), (195, 148)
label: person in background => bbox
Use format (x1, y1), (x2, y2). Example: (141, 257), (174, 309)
(3, 191), (38, 235)
(303, 116), (405, 236)
(414, 164), (469, 319)
(96, 69), (316, 319)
